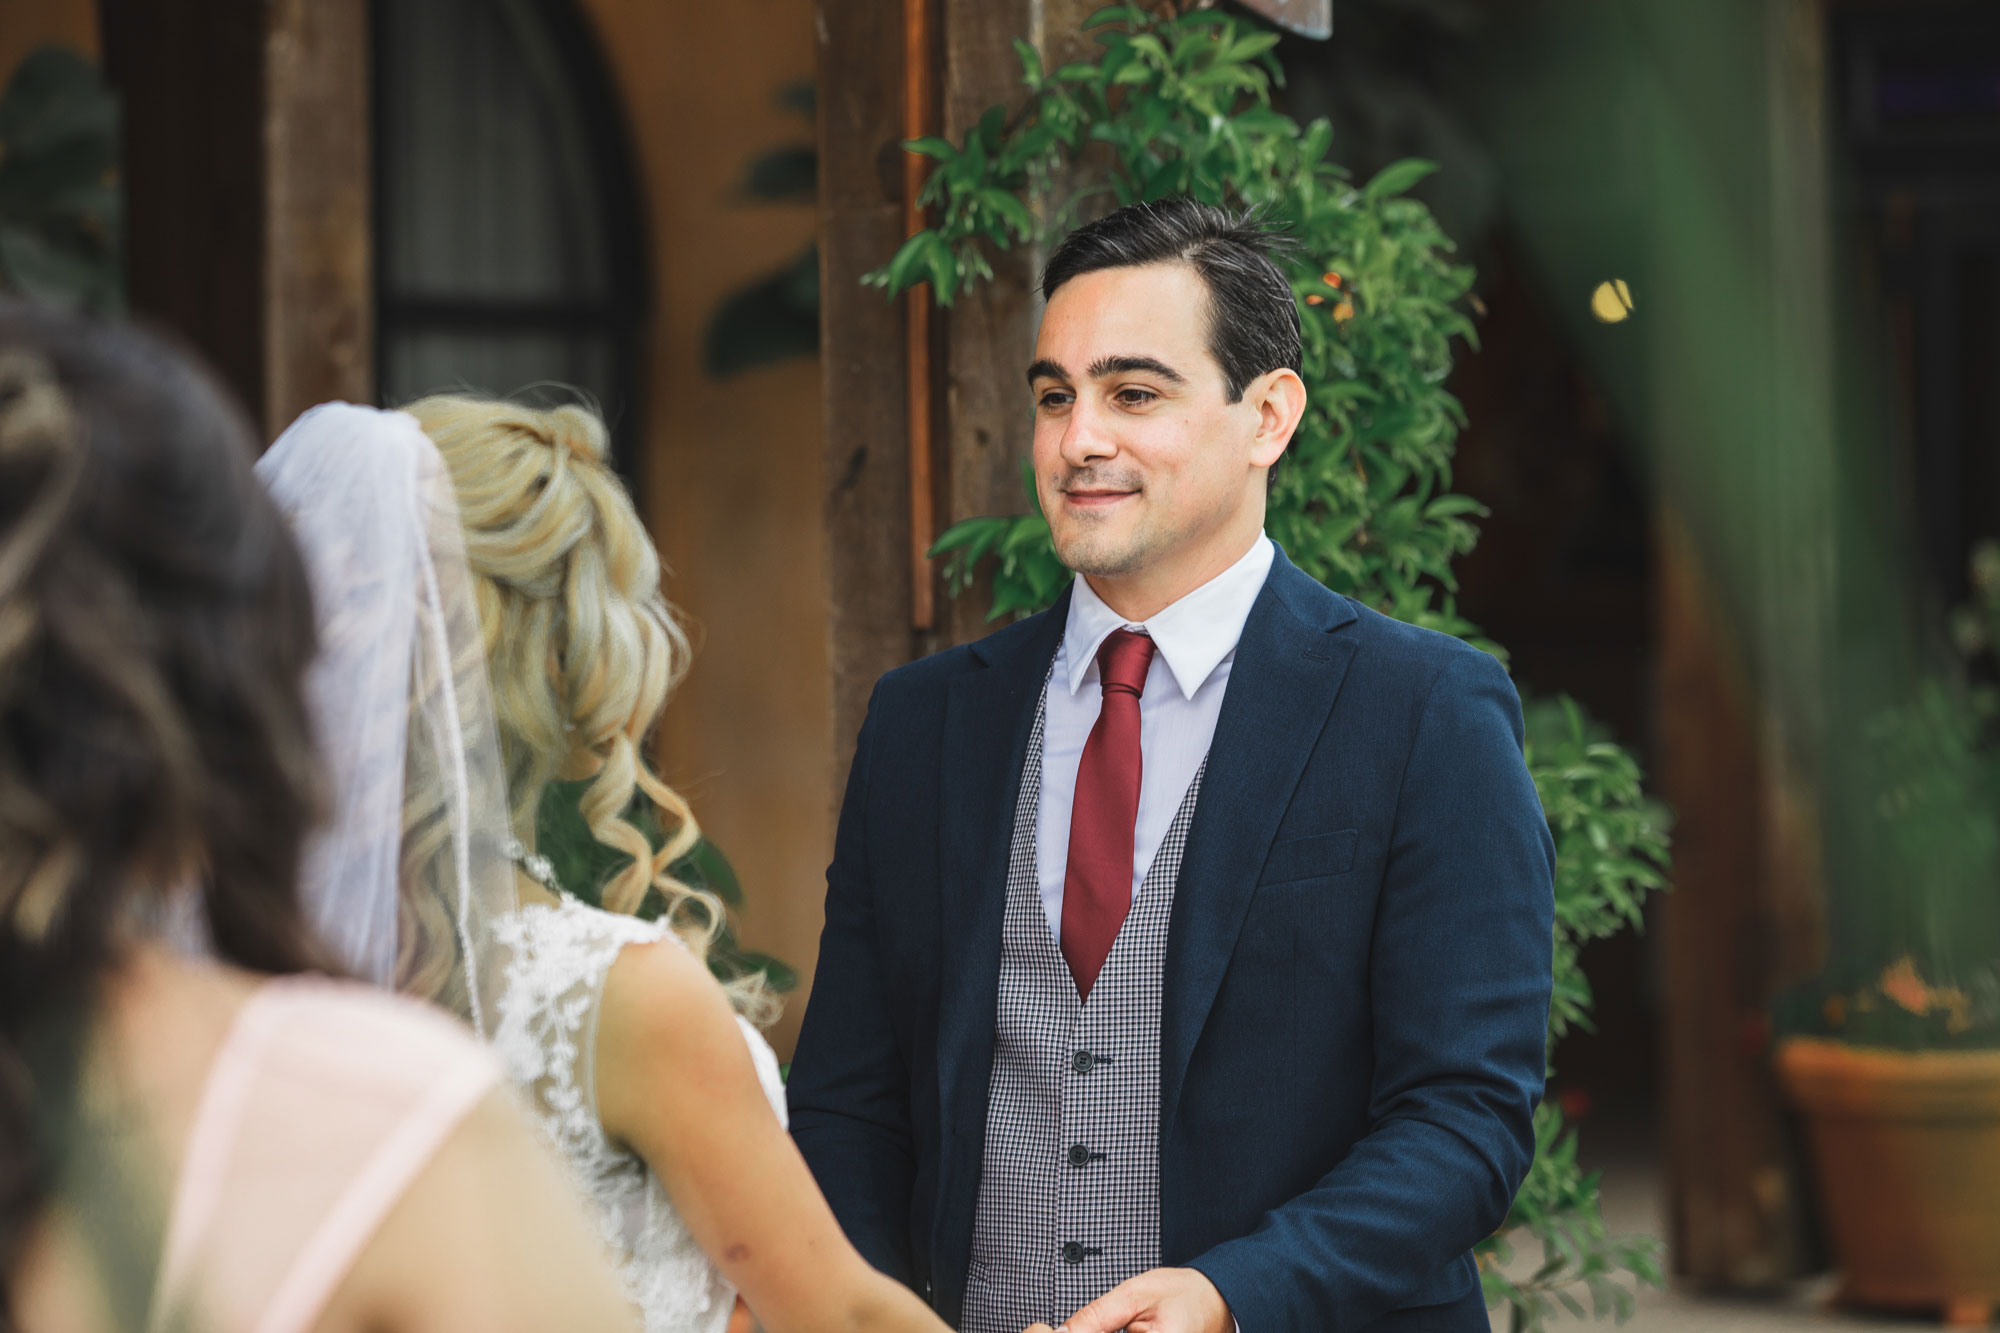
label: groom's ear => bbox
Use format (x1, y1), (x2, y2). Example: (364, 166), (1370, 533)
(1247, 367), (1306, 467)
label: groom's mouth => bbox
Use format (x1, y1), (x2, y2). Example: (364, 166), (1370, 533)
(1062, 487), (1139, 510)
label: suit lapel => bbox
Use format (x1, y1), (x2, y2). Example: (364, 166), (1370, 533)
(1159, 552), (1358, 1131)
(935, 591), (1069, 1161)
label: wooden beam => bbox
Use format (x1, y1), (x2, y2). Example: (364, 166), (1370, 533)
(263, 0), (371, 436)
(1655, 514), (1811, 1286)
(100, 0), (267, 421)
(821, 0), (1117, 760)
(937, 0), (1037, 646)
(904, 0), (938, 631)
(820, 0), (916, 766)
(1653, 0), (1833, 1286)
(98, 0), (370, 439)
(935, 0), (1105, 647)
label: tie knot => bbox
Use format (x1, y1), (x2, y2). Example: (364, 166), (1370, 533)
(1096, 628), (1156, 698)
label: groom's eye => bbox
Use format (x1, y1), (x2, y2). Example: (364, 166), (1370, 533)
(1037, 389), (1074, 410)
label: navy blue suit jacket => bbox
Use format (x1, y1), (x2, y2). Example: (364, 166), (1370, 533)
(788, 548), (1555, 1331)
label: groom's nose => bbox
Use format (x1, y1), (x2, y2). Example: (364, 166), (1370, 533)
(1057, 396), (1120, 467)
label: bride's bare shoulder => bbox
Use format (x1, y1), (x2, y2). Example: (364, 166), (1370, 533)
(598, 927), (741, 1053)
(593, 927), (770, 1147)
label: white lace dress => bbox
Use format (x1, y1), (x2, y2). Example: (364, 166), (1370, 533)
(490, 897), (787, 1333)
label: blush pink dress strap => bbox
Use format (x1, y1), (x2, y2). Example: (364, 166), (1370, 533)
(149, 976), (502, 1333)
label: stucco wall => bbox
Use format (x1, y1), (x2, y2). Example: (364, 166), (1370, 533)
(579, 0), (832, 1060)
(0, 0), (95, 79)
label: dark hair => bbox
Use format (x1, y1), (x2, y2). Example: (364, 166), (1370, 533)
(0, 302), (325, 1320)
(1040, 198), (1303, 403)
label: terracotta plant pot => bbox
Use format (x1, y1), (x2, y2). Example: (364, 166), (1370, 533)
(1778, 1037), (2000, 1327)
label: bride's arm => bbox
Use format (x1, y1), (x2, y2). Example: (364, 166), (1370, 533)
(594, 936), (950, 1333)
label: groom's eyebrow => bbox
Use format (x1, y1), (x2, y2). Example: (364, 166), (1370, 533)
(1027, 354), (1190, 386)
(1086, 354), (1187, 385)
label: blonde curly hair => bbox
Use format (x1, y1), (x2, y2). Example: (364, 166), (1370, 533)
(401, 393), (770, 1021)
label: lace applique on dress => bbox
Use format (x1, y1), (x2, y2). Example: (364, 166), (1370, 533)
(490, 897), (787, 1333)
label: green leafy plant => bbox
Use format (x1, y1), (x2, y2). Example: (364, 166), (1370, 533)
(1529, 698), (1670, 1056)
(704, 81), (820, 378)
(0, 46), (121, 313)
(1495, 700), (1669, 1325)
(872, 6), (1669, 1326)
(1779, 543), (2000, 1052)
(535, 780), (797, 992)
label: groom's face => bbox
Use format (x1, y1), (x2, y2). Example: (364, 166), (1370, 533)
(1028, 262), (1267, 583)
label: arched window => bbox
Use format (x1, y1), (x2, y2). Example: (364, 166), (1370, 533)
(372, 0), (646, 474)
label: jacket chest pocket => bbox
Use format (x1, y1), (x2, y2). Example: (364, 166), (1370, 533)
(1256, 827), (1358, 887)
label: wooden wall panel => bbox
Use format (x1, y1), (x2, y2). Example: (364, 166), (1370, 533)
(819, 0), (917, 776)
(937, 0), (1039, 647)
(1656, 515), (1811, 1285)
(262, 0), (371, 435)
(99, 0), (369, 437)
(100, 0), (269, 422)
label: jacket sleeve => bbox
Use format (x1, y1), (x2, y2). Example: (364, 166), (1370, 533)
(1188, 647), (1555, 1331)
(785, 685), (920, 1287)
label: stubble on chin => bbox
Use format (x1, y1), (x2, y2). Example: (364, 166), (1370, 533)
(1052, 514), (1148, 578)
(1045, 467), (1153, 577)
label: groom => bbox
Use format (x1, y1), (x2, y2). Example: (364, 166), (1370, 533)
(789, 198), (1554, 1333)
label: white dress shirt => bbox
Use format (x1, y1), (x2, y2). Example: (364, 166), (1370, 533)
(1036, 534), (1277, 941)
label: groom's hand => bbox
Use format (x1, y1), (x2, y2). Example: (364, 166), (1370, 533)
(1053, 1266), (1232, 1333)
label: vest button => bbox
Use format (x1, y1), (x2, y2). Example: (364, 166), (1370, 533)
(1061, 1242), (1087, 1265)
(1072, 1050), (1095, 1074)
(1067, 1143), (1092, 1168)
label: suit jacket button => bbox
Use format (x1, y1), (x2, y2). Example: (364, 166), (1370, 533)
(1061, 1242), (1086, 1265)
(1067, 1143), (1092, 1168)
(1072, 1050), (1095, 1074)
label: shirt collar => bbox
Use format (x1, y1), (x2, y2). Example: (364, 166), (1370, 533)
(1062, 535), (1276, 701)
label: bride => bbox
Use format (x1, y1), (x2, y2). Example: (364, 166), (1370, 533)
(256, 399), (953, 1333)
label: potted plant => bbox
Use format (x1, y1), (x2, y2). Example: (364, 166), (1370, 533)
(875, 6), (1671, 1327)
(1776, 544), (2000, 1327)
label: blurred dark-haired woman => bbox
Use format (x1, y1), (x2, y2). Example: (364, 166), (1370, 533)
(0, 303), (636, 1333)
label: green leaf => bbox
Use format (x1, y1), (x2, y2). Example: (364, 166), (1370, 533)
(981, 187), (1035, 239)
(1362, 157), (1440, 201)
(1300, 118), (1334, 166)
(879, 230), (933, 297)
(923, 236), (959, 304)
(1425, 494), (1487, 519)
(903, 135), (957, 161)
(976, 104), (1009, 149)
(728, 950), (799, 991)
(1014, 38), (1045, 90)
(928, 515), (1003, 557)
(1225, 31), (1282, 63)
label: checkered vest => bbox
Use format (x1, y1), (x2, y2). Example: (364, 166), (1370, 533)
(960, 700), (1206, 1333)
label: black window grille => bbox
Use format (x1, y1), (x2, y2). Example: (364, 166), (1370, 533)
(372, 0), (647, 477)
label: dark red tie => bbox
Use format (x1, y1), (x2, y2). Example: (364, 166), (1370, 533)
(1060, 628), (1157, 1001)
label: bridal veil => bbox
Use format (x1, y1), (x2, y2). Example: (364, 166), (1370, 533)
(256, 403), (515, 1036)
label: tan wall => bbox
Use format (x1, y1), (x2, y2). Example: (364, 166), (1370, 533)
(0, 1), (97, 92)
(580, 0), (831, 1060)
